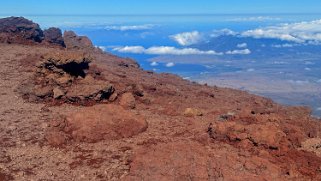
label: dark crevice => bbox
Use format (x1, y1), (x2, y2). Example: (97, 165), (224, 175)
(57, 62), (89, 78)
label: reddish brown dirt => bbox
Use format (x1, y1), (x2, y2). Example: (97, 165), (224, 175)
(1, 25), (321, 180)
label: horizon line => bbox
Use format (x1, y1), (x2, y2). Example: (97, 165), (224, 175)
(1, 12), (321, 17)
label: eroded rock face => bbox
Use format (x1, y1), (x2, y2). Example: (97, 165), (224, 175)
(43, 27), (65, 47)
(0, 17), (67, 47)
(18, 51), (114, 104)
(63, 31), (95, 50)
(0, 17), (44, 44)
(46, 104), (148, 146)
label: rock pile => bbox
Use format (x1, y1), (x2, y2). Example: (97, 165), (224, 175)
(19, 51), (115, 104)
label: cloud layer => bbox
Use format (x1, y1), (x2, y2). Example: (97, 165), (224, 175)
(229, 16), (281, 22)
(112, 46), (223, 55)
(170, 31), (203, 46)
(105, 24), (155, 31)
(226, 49), (251, 55)
(210, 29), (237, 38)
(237, 43), (247, 48)
(241, 19), (321, 43)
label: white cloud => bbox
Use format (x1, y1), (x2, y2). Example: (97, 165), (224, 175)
(237, 43), (247, 48)
(165, 62), (175, 67)
(210, 29), (237, 38)
(271, 44), (296, 48)
(112, 46), (223, 55)
(241, 19), (321, 43)
(105, 24), (155, 31)
(226, 49), (251, 55)
(229, 16), (281, 22)
(150, 61), (159, 66)
(272, 61), (287, 65)
(170, 31), (203, 46)
(113, 46), (145, 53)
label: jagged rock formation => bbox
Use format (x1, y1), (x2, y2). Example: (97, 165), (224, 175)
(43, 27), (65, 47)
(63, 31), (95, 50)
(0, 16), (44, 44)
(18, 51), (114, 104)
(1, 17), (321, 180)
(0, 17), (95, 50)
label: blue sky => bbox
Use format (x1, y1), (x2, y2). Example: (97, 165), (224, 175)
(1, 0), (321, 15)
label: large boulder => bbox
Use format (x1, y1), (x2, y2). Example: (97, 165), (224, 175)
(63, 31), (95, 50)
(38, 51), (92, 78)
(46, 104), (148, 145)
(43, 27), (65, 47)
(0, 16), (44, 44)
(19, 51), (114, 103)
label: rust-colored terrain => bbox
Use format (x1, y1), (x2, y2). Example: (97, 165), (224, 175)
(1, 17), (321, 181)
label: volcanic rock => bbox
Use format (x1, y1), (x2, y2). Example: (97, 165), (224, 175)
(212, 120), (289, 150)
(19, 50), (115, 103)
(46, 104), (148, 145)
(53, 87), (65, 99)
(301, 138), (321, 156)
(0, 16), (44, 44)
(183, 108), (203, 117)
(3, 17), (321, 180)
(63, 31), (95, 50)
(120, 92), (136, 109)
(66, 77), (114, 102)
(43, 27), (65, 47)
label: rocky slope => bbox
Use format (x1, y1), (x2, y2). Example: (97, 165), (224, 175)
(1, 17), (321, 180)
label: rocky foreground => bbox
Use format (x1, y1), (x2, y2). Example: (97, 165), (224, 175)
(1, 17), (321, 181)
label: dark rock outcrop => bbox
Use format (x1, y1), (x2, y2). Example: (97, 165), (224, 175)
(0, 17), (66, 48)
(18, 51), (114, 104)
(0, 17), (44, 44)
(43, 27), (65, 47)
(63, 31), (95, 50)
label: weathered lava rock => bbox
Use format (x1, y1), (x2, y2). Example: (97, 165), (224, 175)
(19, 50), (115, 104)
(63, 31), (95, 50)
(119, 92), (136, 109)
(46, 104), (148, 146)
(0, 16), (44, 44)
(43, 27), (65, 47)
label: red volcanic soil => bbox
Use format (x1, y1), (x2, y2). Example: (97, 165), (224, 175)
(1, 17), (321, 180)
